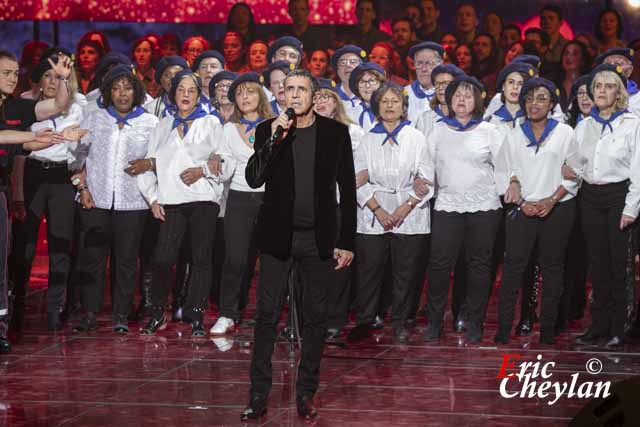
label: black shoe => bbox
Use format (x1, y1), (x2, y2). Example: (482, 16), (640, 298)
(453, 316), (467, 333)
(424, 323), (442, 342)
(465, 323), (483, 344)
(575, 329), (605, 345)
(140, 315), (167, 335)
(191, 319), (205, 337)
(326, 327), (341, 340)
(0, 337), (10, 354)
(494, 328), (510, 345)
(240, 395), (267, 421)
(347, 324), (371, 342)
(73, 313), (97, 333)
(296, 395), (318, 420)
(539, 334), (556, 345)
(47, 310), (64, 331)
(371, 315), (384, 329)
(604, 336), (624, 351)
(394, 326), (410, 344)
(113, 314), (129, 333)
(515, 319), (533, 336)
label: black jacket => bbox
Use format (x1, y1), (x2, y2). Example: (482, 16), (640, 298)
(245, 114), (356, 260)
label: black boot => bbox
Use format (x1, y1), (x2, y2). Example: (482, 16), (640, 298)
(47, 308), (65, 331)
(131, 271), (153, 322)
(73, 312), (98, 333)
(172, 264), (190, 323)
(140, 308), (167, 335)
(190, 308), (205, 337)
(0, 319), (10, 354)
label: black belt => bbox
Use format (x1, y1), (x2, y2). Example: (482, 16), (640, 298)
(26, 157), (68, 169)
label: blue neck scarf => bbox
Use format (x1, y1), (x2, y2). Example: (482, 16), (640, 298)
(358, 102), (375, 128)
(441, 116), (482, 131)
(239, 116), (263, 134)
(410, 80), (434, 100)
(106, 105), (145, 127)
(161, 95), (177, 118)
(172, 105), (208, 136)
(433, 104), (446, 121)
(589, 106), (628, 134)
(199, 94), (210, 107)
(520, 118), (559, 154)
(628, 80), (639, 96)
(97, 95), (105, 109)
(370, 120), (411, 145)
(210, 109), (225, 124)
(337, 84), (357, 108)
(494, 104), (525, 128)
(270, 99), (281, 115)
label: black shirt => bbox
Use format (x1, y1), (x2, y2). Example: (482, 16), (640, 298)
(0, 96), (37, 188)
(292, 120), (316, 229)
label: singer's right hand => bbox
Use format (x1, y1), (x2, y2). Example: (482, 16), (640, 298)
(271, 111), (293, 140)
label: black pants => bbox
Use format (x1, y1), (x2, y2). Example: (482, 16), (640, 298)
(10, 160), (75, 314)
(427, 209), (501, 328)
(581, 182), (636, 338)
(497, 199), (576, 336)
(75, 207), (147, 317)
(218, 190), (262, 320)
(250, 230), (334, 399)
(0, 192), (9, 337)
(354, 233), (427, 327)
(151, 201), (218, 320)
(211, 217), (225, 306)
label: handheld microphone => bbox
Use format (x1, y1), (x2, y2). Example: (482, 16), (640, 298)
(273, 108), (296, 141)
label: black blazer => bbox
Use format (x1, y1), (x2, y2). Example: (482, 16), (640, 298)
(245, 114), (356, 260)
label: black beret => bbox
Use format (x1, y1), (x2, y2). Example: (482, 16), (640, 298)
(330, 44), (368, 71)
(518, 77), (560, 112)
(262, 60), (296, 88)
(348, 62), (386, 99)
(190, 50), (224, 72)
(228, 72), (263, 104)
(267, 36), (303, 63)
(408, 41), (445, 59)
(155, 55), (188, 84)
(496, 62), (536, 92)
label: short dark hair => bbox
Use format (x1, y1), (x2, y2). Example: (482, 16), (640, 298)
(525, 28), (550, 46)
(422, 0), (439, 10)
(540, 4), (563, 21)
(0, 50), (18, 63)
(284, 68), (319, 93)
(503, 24), (521, 39)
(392, 16), (415, 32)
(595, 8), (624, 41)
(456, 2), (477, 13)
(446, 81), (485, 120)
(168, 73), (203, 105)
(100, 74), (146, 109)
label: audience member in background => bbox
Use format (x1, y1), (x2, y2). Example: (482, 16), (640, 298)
(132, 36), (161, 98)
(575, 33), (599, 61)
(391, 17), (417, 79)
(348, 0), (390, 54)
(500, 24), (521, 52)
(471, 33), (501, 99)
(283, 0), (332, 54)
(181, 36), (211, 67)
(455, 2), (478, 45)
(226, 2), (258, 46)
(16, 41), (49, 96)
(307, 49), (331, 79)
(525, 28), (555, 78)
(75, 39), (105, 94)
(369, 42), (408, 86)
(595, 8), (626, 54)
(405, 3), (425, 39)
(440, 33), (459, 60)
(80, 31), (111, 54)
(504, 41), (524, 65)
(247, 40), (268, 74)
(630, 38), (640, 86)
(223, 31), (250, 74)
(481, 12), (503, 47)
(557, 41), (592, 110)
(539, 5), (568, 65)
(453, 43), (473, 74)
(160, 33), (181, 57)
(418, 0), (444, 42)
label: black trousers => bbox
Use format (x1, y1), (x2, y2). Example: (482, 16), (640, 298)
(75, 207), (147, 316)
(250, 230), (334, 399)
(581, 182), (636, 338)
(0, 192), (9, 337)
(10, 160), (75, 314)
(211, 217), (225, 306)
(427, 209), (501, 328)
(354, 233), (427, 327)
(151, 201), (218, 320)
(497, 199), (576, 336)
(218, 190), (262, 320)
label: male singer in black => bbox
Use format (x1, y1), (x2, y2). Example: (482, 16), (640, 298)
(242, 69), (356, 420)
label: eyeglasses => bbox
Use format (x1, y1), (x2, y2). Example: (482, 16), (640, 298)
(315, 93), (332, 103)
(358, 78), (380, 88)
(338, 58), (361, 67)
(215, 83), (232, 91)
(415, 60), (442, 69)
(434, 80), (453, 89)
(524, 95), (550, 104)
(380, 98), (401, 106)
(576, 90), (589, 99)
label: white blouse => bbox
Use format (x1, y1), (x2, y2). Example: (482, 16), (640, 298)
(414, 109), (443, 139)
(137, 115), (224, 206)
(352, 102), (376, 132)
(629, 92), (640, 117)
(572, 112), (640, 218)
(495, 122), (579, 202)
(426, 121), (504, 213)
(78, 108), (158, 211)
(212, 122), (265, 192)
(144, 96), (171, 118)
(405, 83), (434, 124)
(348, 123), (365, 152)
(30, 94), (86, 163)
(485, 110), (526, 138)
(355, 125), (432, 235)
